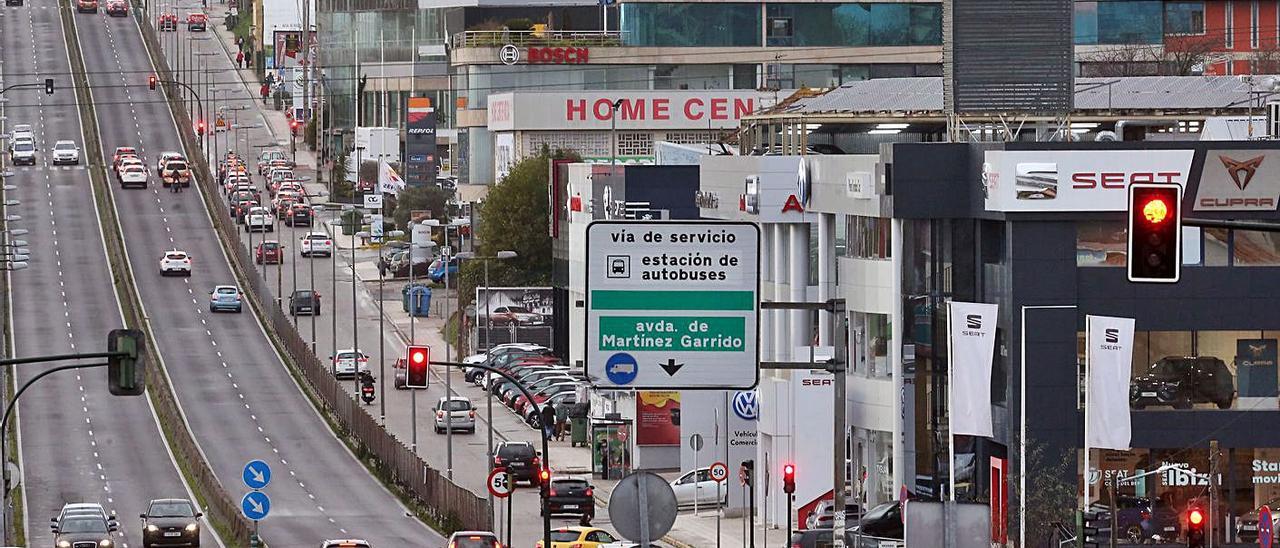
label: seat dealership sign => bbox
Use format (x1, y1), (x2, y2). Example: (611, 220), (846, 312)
(487, 91), (762, 132)
(982, 150), (1196, 212)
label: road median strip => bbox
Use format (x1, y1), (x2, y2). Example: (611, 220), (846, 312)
(59, 3), (253, 545)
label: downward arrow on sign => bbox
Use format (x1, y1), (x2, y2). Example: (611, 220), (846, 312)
(249, 498), (264, 514)
(251, 468), (266, 485)
(660, 358), (684, 376)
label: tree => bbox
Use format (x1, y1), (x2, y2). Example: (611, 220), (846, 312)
(391, 185), (452, 229)
(1080, 43), (1159, 77)
(1010, 437), (1078, 548)
(456, 148), (578, 308)
(1161, 34), (1217, 76)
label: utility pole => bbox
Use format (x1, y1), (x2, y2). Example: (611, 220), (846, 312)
(301, 0), (311, 125)
(1209, 439), (1219, 548)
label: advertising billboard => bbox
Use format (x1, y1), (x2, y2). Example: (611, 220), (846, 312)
(474, 287), (554, 352)
(982, 150), (1196, 212)
(487, 91), (764, 132)
(636, 391), (681, 446)
(405, 97), (437, 187)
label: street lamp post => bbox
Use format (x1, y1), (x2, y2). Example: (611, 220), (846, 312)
(309, 205), (324, 355)
(377, 228), (405, 423)
(455, 249), (517, 530)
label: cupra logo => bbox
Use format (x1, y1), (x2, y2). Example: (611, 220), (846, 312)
(1219, 155), (1265, 190)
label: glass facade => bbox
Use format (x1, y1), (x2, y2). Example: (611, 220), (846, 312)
(1165, 1), (1206, 34)
(1077, 222), (1280, 268)
(764, 3), (941, 47)
(1075, 0), (1165, 45)
(619, 3), (761, 47)
(620, 2), (941, 47)
(319, 8), (447, 130)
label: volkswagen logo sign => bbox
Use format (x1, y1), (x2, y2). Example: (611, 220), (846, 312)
(500, 44), (520, 66)
(732, 390), (759, 421)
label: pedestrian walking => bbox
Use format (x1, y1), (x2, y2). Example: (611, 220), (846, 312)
(554, 404), (568, 442)
(260, 82), (270, 105)
(236, 51), (245, 68)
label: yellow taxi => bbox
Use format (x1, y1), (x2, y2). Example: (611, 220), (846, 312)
(535, 526), (620, 548)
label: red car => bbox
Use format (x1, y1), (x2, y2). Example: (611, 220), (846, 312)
(105, 0), (126, 16)
(158, 13), (178, 31)
(186, 12), (207, 31)
(76, 0), (96, 12)
(255, 241), (282, 264)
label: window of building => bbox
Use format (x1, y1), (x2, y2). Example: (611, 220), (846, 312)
(762, 3), (941, 48)
(1076, 222), (1210, 267)
(1074, 1), (1164, 45)
(1164, 1), (1206, 35)
(767, 16), (795, 47)
(1226, 1), (1235, 48)
(654, 65), (734, 90)
(1253, 0), (1261, 49)
(619, 3), (761, 47)
(847, 215), (891, 260)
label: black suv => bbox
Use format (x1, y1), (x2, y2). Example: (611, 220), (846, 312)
(289, 290), (321, 316)
(1130, 356), (1236, 410)
(493, 441), (540, 484)
(544, 477), (594, 518)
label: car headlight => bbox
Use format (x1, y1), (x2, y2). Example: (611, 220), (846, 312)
(58, 541), (71, 548)
(185, 522), (198, 532)
(100, 539), (113, 547)
(147, 524), (159, 532)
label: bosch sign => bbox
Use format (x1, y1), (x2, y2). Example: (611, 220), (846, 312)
(527, 47), (588, 64)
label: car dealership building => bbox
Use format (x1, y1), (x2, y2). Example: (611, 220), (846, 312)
(887, 139), (1280, 544)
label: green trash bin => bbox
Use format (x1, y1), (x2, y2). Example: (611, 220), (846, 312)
(571, 417), (588, 447)
(340, 210), (361, 236)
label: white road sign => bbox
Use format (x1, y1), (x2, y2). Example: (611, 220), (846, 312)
(585, 221), (759, 389)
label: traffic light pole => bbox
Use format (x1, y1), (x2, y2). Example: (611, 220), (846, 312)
(430, 359), (551, 548)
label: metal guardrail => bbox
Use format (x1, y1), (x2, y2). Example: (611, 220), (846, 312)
(451, 30), (625, 48)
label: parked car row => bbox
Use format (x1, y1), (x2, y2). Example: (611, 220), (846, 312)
(463, 343), (587, 430)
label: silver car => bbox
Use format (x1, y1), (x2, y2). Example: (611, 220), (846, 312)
(434, 396), (475, 434)
(208, 285), (243, 313)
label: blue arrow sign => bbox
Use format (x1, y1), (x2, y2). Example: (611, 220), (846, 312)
(242, 460), (271, 490)
(241, 491), (270, 521)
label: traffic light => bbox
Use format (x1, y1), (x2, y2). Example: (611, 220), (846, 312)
(405, 345), (429, 388)
(290, 119), (300, 135)
(537, 466), (551, 499)
(1081, 508), (1111, 548)
(1127, 183), (1182, 283)
(107, 329), (146, 396)
(44, 78), (53, 95)
(782, 463), (795, 494)
(148, 74), (157, 90)
(196, 120), (206, 135)
(1187, 507), (1206, 548)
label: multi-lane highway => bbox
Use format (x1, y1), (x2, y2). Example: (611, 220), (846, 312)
(1, 2), (219, 547)
(22, 1), (442, 545)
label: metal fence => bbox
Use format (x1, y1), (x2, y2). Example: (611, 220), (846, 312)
(138, 15), (491, 534)
(451, 30), (625, 48)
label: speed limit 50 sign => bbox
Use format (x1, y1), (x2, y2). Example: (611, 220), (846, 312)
(487, 469), (512, 498)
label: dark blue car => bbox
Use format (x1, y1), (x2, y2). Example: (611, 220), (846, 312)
(429, 257), (459, 283)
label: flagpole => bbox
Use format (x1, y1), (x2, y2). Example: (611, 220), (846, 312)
(1083, 315), (1092, 513)
(946, 301), (956, 502)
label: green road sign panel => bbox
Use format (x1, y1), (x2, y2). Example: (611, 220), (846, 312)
(586, 221), (759, 389)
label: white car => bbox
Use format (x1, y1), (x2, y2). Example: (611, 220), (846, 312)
(433, 396), (476, 434)
(156, 151), (185, 172)
(329, 348), (368, 378)
(670, 467), (725, 507)
(9, 137), (35, 166)
(51, 140), (79, 165)
(159, 249), (192, 276)
(118, 165), (148, 188)
(299, 232), (333, 257)
(10, 124), (33, 140)
(245, 207), (273, 232)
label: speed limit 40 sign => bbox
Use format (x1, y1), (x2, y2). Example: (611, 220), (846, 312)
(488, 468), (512, 498)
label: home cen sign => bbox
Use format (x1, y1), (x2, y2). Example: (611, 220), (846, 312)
(487, 91), (768, 132)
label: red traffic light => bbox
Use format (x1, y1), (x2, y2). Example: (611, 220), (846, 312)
(405, 345), (429, 388)
(783, 464), (795, 477)
(1127, 183), (1182, 283)
(148, 74), (157, 90)
(1189, 508), (1204, 525)
(196, 120), (206, 135)
(782, 463), (796, 494)
(1141, 197), (1169, 224)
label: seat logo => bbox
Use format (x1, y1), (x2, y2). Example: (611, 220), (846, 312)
(1219, 155), (1264, 190)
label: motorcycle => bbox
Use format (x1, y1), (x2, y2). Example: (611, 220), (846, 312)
(359, 371), (376, 405)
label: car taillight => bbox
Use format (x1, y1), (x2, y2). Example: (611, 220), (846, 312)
(532, 456), (541, 468)
(549, 488), (556, 497)
(325, 240), (332, 245)
(585, 488), (593, 497)
(436, 411), (444, 419)
(469, 410), (475, 418)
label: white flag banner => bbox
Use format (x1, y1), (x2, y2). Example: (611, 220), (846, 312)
(378, 158), (406, 196)
(1086, 315), (1135, 450)
(947, 301), (999, 437)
